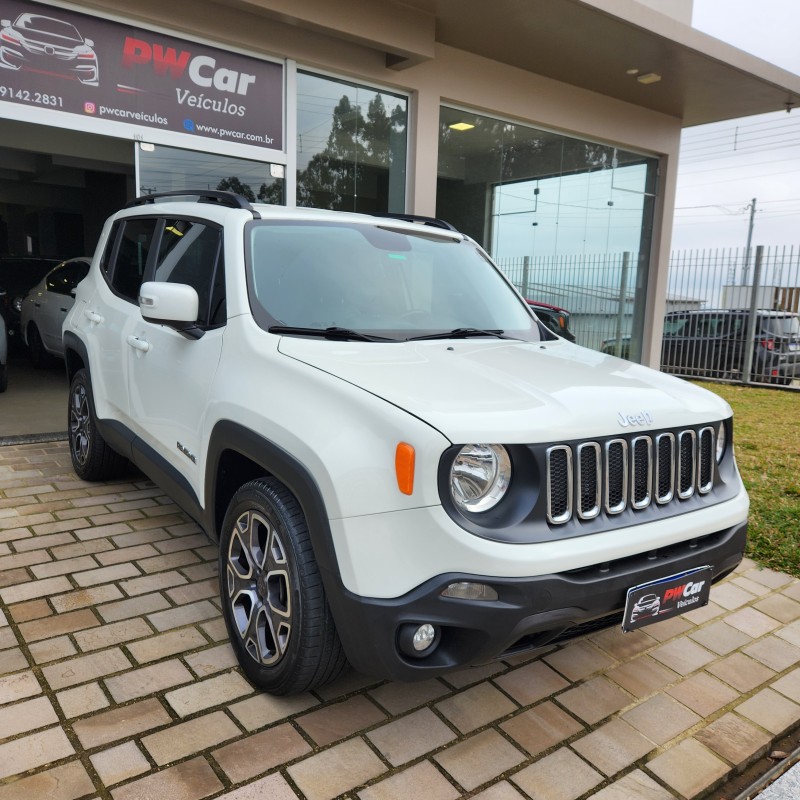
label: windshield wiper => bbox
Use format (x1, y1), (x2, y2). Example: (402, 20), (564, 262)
(268, 325), (397, 342)
(407, 327), (517, 342)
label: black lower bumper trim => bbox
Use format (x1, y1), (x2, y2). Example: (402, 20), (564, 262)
(332, 521), (747, 682)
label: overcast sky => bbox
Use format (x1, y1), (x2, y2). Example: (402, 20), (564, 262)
(673, 0), (800, 251)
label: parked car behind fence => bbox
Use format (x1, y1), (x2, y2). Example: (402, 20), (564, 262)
(602, 308), (800, 386)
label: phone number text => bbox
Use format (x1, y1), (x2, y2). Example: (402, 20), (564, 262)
(0, 87), (63, 107)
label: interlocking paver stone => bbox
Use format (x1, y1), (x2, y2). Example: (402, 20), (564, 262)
(105, 657), (194, 703)
(0, 695), (58, 738)
(110, 756), (223, 800)
(556, 675), (631, 725)
(0, 726), (75, 780)
(512, 747), (603, 800)
(694, 712), (771, 765)
(434, 728), (526, 791)
(571, 718), (654, 776)
(42, 647), (132, 690)
(73, 697), (172, 748)
(217, 774), (300, 800)
(621, 694), (702, 745)
(543, 639), (615, 682)
(665, 671), (739, 717)
(743, 634), (800, 671)
(706, 651), (776, 693)
(493, 659), (570, 706)
(368, 707), (456, 766)
(184, 642), (238, 676)
(772, 666), (800, 702)
(287, 737), (387, 800)
(436, 681), (517, 733)
(142, 709), (241, 765)
(212, 722), (312, 783)
(736, 687), (800, 735)
(650, 637), (717, 675)
(591, 769), (674, 799)
(606, 655), (678, 698)
(127, 627), (209, 664)
(90, 740), (151, 786)
(164, 670), (253, 716)
(501, 700), (584, 756)
(359, 761), (460, 800)
(297, 694), (387, 746)
(646, 738), (729, 799)
(368, 678), (450, 715)
(56, 681), (110, 718)
(0, 761), (95, 800)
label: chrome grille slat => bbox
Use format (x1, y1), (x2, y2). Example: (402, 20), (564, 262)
(577, 443), (601, 520)
(631, 436), (653, 509)
(678, 430), (696, 499)
(546, 426), (717, 525)
(698, 426), (715, 494)
(604, 439), (628, 515)
(655, 433), (675, 504)
(546, 445), (573, 524)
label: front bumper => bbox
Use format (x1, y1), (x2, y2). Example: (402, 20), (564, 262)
(331, 520), (747, 681)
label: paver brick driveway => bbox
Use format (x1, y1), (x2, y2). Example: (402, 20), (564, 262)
(2, 440), (800, 800)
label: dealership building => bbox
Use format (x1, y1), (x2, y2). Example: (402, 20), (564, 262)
(2, 0), (800, 377)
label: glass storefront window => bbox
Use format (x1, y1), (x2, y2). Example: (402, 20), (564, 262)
(296, 71), (407, 212)
(437, 107), (658, 359)
(137, 143), (285, 205)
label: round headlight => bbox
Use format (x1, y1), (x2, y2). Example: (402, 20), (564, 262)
(716, 421), (727, 463)
(450, 444), (511, 513)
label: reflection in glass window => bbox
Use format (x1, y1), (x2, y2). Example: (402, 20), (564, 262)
(437, 107), (658, 360)
(137, 143), (284, 205)
(296, 72), (407, 212)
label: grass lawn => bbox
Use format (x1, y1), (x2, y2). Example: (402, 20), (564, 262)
(696, 381), (800, 578)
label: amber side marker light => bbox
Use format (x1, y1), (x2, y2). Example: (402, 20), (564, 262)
(395, 442), (415, 495)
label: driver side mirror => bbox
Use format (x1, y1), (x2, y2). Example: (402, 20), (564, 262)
(138, 281), (204, 339)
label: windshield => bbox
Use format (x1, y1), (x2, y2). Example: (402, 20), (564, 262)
(246, 221), (541, 341)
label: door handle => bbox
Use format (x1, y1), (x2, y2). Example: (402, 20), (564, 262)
(126, 335), (150, 353)
(34, 302), (40, 308)
(84, 310), (104, 324)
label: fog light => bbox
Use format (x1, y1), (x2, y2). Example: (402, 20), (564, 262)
(413, 624), (436, 651)
(441, 582), (498, 601)
(398, 623), (440, 658)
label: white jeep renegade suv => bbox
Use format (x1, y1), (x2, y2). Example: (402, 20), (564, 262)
(63, 191), (749, 695)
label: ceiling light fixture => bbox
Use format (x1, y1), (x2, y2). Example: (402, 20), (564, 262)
(626, 68), (639, 75)
(637, 72), (662, 85)
(449, 122), (475, 131)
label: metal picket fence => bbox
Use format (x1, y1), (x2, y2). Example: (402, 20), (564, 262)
(497, 245), (800, 389)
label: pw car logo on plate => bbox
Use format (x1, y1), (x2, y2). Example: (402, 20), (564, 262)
(622, 566), (713, 632)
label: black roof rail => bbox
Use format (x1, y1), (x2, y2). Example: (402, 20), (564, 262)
(125, 190), (261, 219)
(368, 212), (459, 232)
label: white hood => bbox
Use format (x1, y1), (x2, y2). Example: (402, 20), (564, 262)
(277, 337), (731, 443)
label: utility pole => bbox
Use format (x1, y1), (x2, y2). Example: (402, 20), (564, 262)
(742, 198), (756, 285)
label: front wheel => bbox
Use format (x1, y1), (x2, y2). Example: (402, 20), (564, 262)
(68, 368), (127, 480)
(219, 478), (347, 695)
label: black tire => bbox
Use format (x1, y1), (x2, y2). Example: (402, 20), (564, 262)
(0, 362), (6, 393)
(68, 368), (127, 481)
(219, 477), (347, 695)
(28, 324), (50, 369)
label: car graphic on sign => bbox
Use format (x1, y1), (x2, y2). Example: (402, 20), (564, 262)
(630, 592), (661, 622)
(0, 13), (99, 86)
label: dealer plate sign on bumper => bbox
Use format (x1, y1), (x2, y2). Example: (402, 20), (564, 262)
(622, 566), (713, 632)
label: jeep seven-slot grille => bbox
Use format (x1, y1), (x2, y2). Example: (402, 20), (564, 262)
(546, 426), (716, 525)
